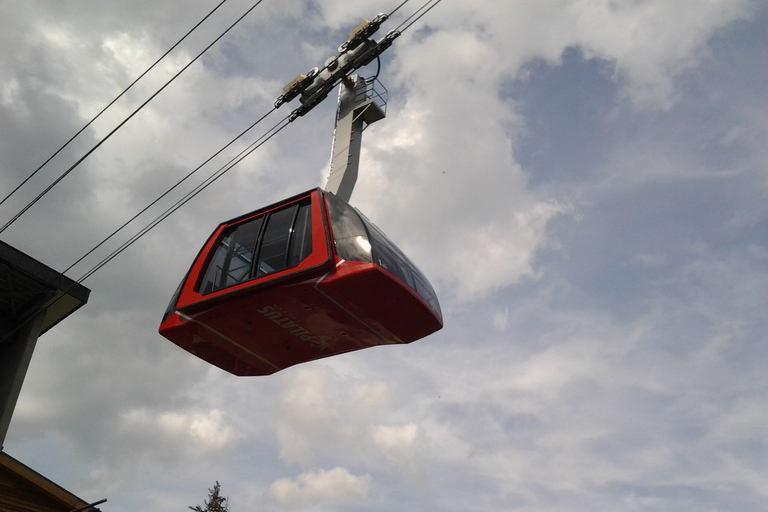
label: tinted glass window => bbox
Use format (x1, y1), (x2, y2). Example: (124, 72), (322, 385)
(197, 199), (313, 293)
(199, 232), (232, 294)
(363, 217), (442, 319)
(327, 192), (441, 318)
(411, 271), (442, 318)
(257, 204), (298, 277)
(325, 192), (372, 262)
(287, 202), (313, 267)
(224, 219), (263, 286)
(199, 217), (264, 294)
(369, 229), (412, 286)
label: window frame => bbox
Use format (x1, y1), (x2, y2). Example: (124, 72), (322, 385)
(197, 199), (314, 295)
(174, 190), (332, 311)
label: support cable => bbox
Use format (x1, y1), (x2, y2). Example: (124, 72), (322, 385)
(63, 107), (278, 275)
(77, 115), (292, 283)
(0, 0), (228, 210)
(68, 0), (445, 282)
(388, 0), (411, 17)
(395, 0), (444, 33)
(0, 0), (268, 235)
(0, 113), (290, 348)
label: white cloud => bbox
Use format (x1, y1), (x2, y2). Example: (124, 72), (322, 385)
(355, 32), (567, 299)
(418, 0), (758, 109)
(119, 407), (236, 453)
(371, 423), (428, 482)
(274, 367), (395, 466)
(351, 0), (758, 301)
(2, 1), (765, 511)
(268, 467), (371, 509)
(492, 306), (510, 332)
(445, 201), (567, 299)
(274, 367), (434, 483)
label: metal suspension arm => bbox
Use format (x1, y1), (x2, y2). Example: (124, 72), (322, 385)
(272, 14), (398, 202)
(324, 75), (387, 202)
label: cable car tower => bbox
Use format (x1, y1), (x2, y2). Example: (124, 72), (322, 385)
(158, 14), (442, 376)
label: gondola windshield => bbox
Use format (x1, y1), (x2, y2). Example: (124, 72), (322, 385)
(198, 198), (313, 294)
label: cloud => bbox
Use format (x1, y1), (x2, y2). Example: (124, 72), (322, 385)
(492, 306), (510, 332)
(274, 367), (396, 466)
(418, 0), (759, 109)
(349, 0), (758, 301)
(370, 423), (428, 483)
(273, 366), (434, 486)
(268, 467), (371, 510)
(354, 29), (569, 300)
(2, 2), (765, 511)
(119, 407), (236, 453)
(408, 241), (767, 507)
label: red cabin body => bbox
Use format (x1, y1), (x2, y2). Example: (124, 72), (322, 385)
(159, 189), (442, 376)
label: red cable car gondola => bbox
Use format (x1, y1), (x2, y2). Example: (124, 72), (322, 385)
(159, 188), (442, 376)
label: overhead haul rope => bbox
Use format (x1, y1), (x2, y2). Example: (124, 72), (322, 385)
(388, 0), (411, 17)
(395, 0), (444, 32)
(0, 0), (228, 210)
(63, 107), (279, 276)
(70, 0), (445, 283)
(76, 114), (292, 283)
(65, 0), (426, 276)
(71, 0), (445, 283)
(0, 113), (289, 347)
(0, 0), (269, 235)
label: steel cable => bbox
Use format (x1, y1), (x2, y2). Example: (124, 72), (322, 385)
(0, 0), (228, 210)
(0, 0), (268, 235)
(63, 107), (278, 276)
(388, 0), (411, 17)
(395, 0), (444, 33)
(0, 111), (290, 346)
(73, 0), (446, 283)
(77, 115), (292, 283)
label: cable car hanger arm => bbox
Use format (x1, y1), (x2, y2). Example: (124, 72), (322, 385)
(271, 13), (400, 202)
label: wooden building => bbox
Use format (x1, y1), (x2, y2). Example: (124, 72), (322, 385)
(0, 451), (103, 511)
(0, 241), (102, 510)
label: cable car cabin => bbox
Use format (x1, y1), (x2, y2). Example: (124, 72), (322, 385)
(159, 188), (442, 376)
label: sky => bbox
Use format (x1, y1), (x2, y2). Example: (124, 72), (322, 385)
(1, 0), (766, 511)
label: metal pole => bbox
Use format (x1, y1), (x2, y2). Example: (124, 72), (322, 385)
(325, 76), (386, 202)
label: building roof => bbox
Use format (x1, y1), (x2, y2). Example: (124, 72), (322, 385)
(0, 243), (99, 510)
(0, 241), (90, 336)
(0, 451), (103, 512)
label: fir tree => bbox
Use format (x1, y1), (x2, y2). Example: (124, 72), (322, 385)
(189, 481), (230, 512)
